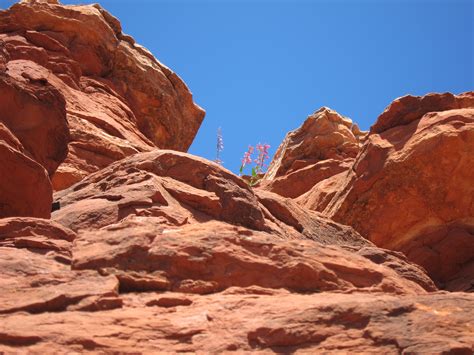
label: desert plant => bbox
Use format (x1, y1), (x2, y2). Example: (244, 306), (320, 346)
(239, 143), (270, 186)
(214, 127), (224, 165)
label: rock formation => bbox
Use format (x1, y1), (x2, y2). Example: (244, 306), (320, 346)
(271, 92), (474, 292)
(0, 0), (472, 353)
(0, 0), (205, 190)
(261, 107), (365, 198)
(322, 92), (474, 292)
(0, 122), (53, 218)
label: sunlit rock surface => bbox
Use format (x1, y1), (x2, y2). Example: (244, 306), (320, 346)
(0, 0), (204, 190)
(0, 1), (472, 353)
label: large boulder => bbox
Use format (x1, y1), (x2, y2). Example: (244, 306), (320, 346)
(321, 92), (474, 291)
(0, 0), (205, 190)
(261, 107), (365, 198)
(52, 150), (367, 245)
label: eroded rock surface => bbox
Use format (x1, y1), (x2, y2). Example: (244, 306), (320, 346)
(0, 63), (69, 176)
(3, 148), (465, 353)
(0, 0), (204, 190)
(0, 1), (472, 353)
(0, 289), (472, 353)
(52, 150), (366, 245)
(0, 123), (52, 218)
(51, 149), (436, 294)
(321, 92), (474, 291)
(0, 218), (121, 314)
(261, 107), (365, 198)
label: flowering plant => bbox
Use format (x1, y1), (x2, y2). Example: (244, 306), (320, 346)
(239, 143), (270, 186)
(214, 127), (224, 165)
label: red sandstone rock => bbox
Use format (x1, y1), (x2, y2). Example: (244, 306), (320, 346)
(52, 150), (368, 246)
(0, 0), (205, 190)
(261, 107), (365, 198)
(0, 56), (68, 218)
(0, 217), (121, 314)
(0, 290), (472, 353)
(371, 91), (474, 134)
(0, 62), (69, 176)
(322, 92), (474, 291)
(0, 125), (52, 218)
(0, 217), (75, 258)
(0, 2), (471, 352)
(0, 148), (452, 353)
(297, 170), (348, 212)
(71, 218), (429, 294)
(50, 149), (435, 294)
(0, 213), (466, 353)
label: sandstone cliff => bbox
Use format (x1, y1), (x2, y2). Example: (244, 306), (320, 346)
(0, 0), (205, 190)
(0, 1), (472, 353)
(266, 92), (474, 293)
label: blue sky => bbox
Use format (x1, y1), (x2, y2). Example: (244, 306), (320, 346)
(1, 0), (472, 173)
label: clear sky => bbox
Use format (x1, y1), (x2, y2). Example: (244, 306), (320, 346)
(1, 0), (472, 173)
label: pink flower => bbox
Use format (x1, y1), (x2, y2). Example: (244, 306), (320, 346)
(241, 145), (254, 167)
(239, 143), (270, 182)
(254, 143), (270, 170)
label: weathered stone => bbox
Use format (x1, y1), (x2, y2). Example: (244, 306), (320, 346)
(323, 92), (474, 291)
(261, 107), (365, 198)
(0, 0), (204, 190)
(0, 127), (52, 218)
(0, 66), (68, 176)
(0, 218), (120, 315)
(0, 292), (472, 353)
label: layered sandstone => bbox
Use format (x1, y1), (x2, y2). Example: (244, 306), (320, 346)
(0, 0), (204, 190)
(0, 1), (472, 353)
(1, 290), (472, 353)
(4, 151), (472, 353)
(51, 150), (435, 294)
(261, 107), (365, 198)
(300, 92), (474, 291)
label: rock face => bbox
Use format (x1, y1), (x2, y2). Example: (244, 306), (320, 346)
(261, 107), (365, 198)
(0, 0), (205, 190)
(0, 1), (472, 353)
(0, 217), (121, 314)
(303, 92), (474, 291)
(4, 150), (473, 353)
(51, 150), (435, 295)
(1, 291), (472, 353)
(297, 170), (349, 212)
(0, 63), (69, 176)
(0, 122), (53, 218)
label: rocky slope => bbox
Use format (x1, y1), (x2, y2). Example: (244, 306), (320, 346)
(0, 0), (473, 353)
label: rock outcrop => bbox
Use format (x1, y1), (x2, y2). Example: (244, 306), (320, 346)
(51, 150), (435, 295)
(0, 122), (53, 218)
(300, 92), (474, 291)
(0, 62), (69, 176)
(0, 0), (205, 190)
(261, 107), (365, 198)
(4, 151), (472, 353)
(1, 290), (472, 353)
(0, 1), (472, 353)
